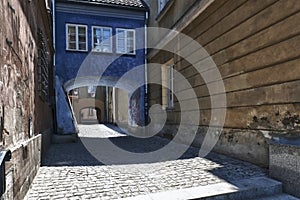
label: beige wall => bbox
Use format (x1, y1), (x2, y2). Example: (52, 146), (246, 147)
(115, 88), (129, 125)
(148, 0), (300, 167)
(147, 0), (198, 47)
(72, 98), (105, 123)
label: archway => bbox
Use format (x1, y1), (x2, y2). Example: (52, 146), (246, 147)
(78, 107), (102, 124)
(65, 76), (144, 127)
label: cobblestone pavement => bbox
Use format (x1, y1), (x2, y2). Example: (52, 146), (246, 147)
(25, 124), (266, 200)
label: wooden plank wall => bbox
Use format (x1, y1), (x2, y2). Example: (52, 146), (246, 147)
(148, 0), (300, 166)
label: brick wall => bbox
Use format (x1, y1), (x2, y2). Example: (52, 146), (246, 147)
(148, 0), (300, 167)
(0, 0), (54, 199)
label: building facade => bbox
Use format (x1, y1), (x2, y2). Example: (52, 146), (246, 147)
(55, 0), (147, 130)
(146, 0), (300, 167)
(0, 0), (55, 199)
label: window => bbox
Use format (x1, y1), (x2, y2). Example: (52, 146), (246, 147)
(88, 85), (96, 98)
(158, 0), (169, 12)
(88, 107), (95, 116)
(116, 28), (135, 55)
(92, 26), (112, 53)
(66, 24), (87, 51)
(162, 63), (174, 109)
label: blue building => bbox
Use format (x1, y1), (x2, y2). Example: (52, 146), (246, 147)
(54, 0), (148, 133)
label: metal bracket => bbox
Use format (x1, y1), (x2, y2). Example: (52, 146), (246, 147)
(0, 149), (11, 197)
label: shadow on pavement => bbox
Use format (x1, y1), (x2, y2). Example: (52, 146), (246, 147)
(42, 135), (199, 166)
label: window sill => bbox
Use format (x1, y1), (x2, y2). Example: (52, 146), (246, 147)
(156, 0), (175, 22)
(163, 107), (175, 112)
(116, 52), (136, 56)
(66, 49), (88, 53)
(91, 50), (113, 54)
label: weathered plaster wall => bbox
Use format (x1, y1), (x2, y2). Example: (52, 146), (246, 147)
(147, 0), (300, 167)
(0, 0), (54, 199)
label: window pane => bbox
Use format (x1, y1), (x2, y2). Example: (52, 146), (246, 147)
(103, 29), (111, 47)
(103, 29), (111, 38)
(127, 31), (134, 39)
(68, 42), (76, 50)
(117, 30), (125, 38)
(68, 26), (76, 35)
(68, 35), (76, 42)
(127, 31), (135, 54)
(78, 35), (86, 42)
(118, 46), (125, 53)
(79, 42), (86, 50)
(67, 26), (76, 50)
(95, 28), (101, 37)
(117, 38), (125, 53)
(127, 38), (134, 53)
(78, 27), (86, 35)
(94, 28), (101, 49)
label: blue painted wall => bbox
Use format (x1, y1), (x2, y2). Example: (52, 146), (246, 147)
(55, 11), (146, 83)
(55, 2), (146, 124)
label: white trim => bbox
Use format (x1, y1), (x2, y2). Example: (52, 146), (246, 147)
(162, 59), (174, 110)
(167, 65), (174, 108)
(116, 28), (136, 55)
(66, 23), (88, 52)
(91, 26), (113, 53)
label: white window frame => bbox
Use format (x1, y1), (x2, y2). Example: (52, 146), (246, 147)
(162, 60), (174, 110)
(92, 26), (112, 53)
(166, 65), (174, 109)
(66, 24), (88, 51)
(158, 0), (169, 13)
(116, 28), (136, 55)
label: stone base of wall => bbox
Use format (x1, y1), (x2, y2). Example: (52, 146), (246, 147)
(2, 135), (41, 200)
(159, 125), (269, 167)
(41, 128), (53, 160)
(52, 133), (78, 144)
(269, 141), (300, 198)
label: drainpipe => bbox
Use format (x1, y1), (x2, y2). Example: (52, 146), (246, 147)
(106, 86), (109, 123)
(144, 11), (149, 126)
(52, 0), (57, 133)
(52, 0), (55, 62)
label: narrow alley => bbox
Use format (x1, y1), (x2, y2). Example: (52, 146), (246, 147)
(24, 125), (292, 200)
(1, 0), (300, 199)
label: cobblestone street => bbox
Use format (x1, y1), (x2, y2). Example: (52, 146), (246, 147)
(23, 124), (273, 200)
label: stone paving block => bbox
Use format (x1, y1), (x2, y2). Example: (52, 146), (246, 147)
(25, 124), (269, 200)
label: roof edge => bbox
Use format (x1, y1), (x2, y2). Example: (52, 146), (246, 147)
(56, 0), (148, 11)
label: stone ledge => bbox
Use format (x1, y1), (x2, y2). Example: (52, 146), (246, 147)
(269, 140), (300, 198)
(52, 133), (78, 144)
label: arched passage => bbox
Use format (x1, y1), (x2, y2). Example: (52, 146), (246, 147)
(64, 76), (144, 126)
(72, 98), (105, 124)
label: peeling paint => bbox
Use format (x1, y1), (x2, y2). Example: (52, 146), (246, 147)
(281, 112), (300, 130)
